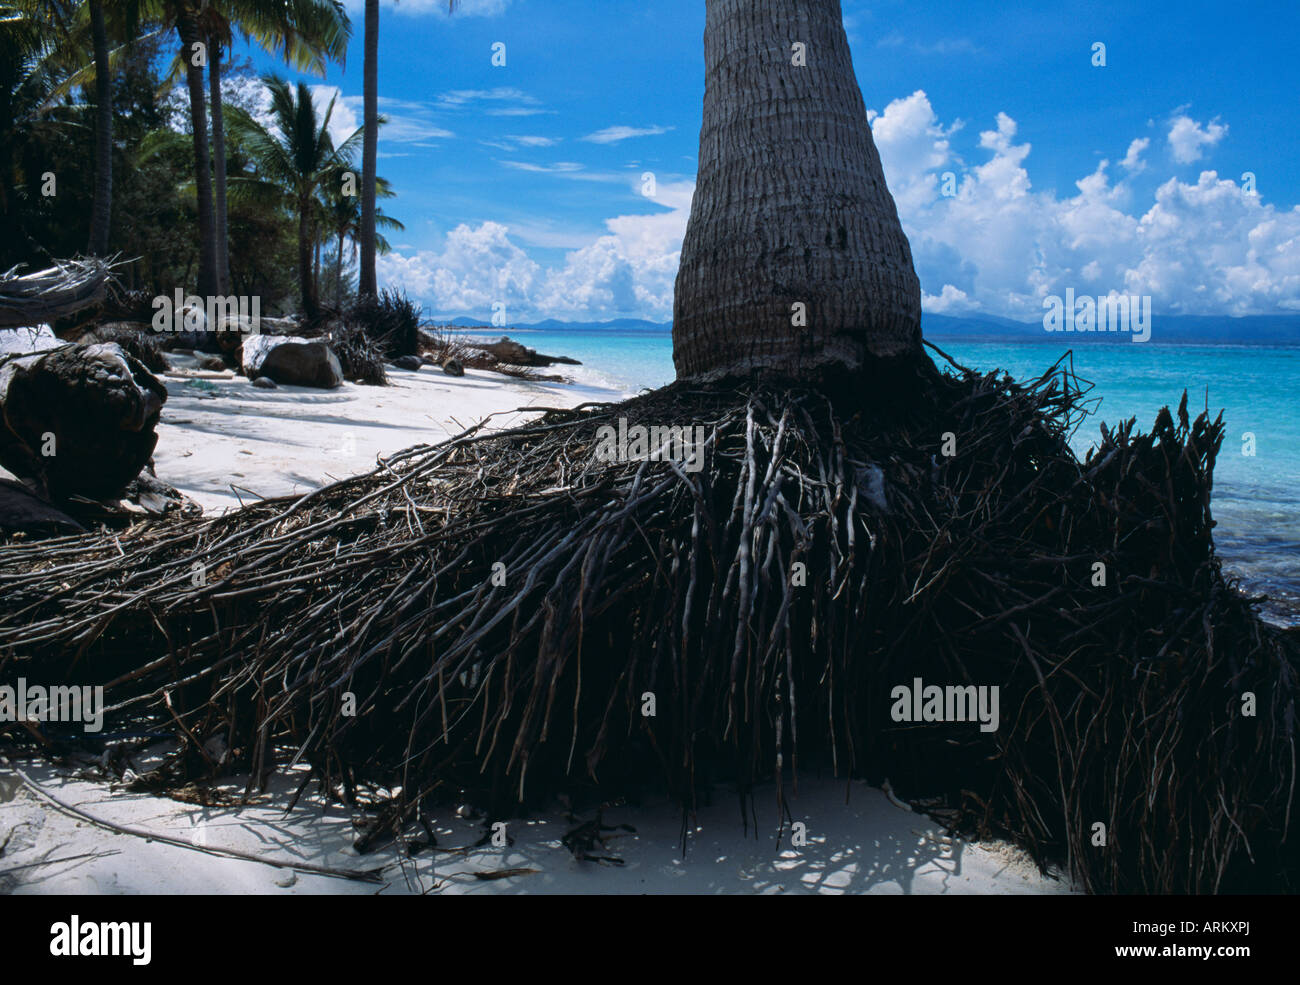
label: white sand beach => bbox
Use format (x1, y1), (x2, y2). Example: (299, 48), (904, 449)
(1, 760), (1070, 895)
(149, 353), (629, 514)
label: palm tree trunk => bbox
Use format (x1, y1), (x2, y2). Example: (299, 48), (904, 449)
(86, 0), (112, 257)
(208, 40), (231, 294)
(298, 193), (317, 317)
(177, 11), (219, 300)
(358, 0), (379, 298)
(336, 229), (344, 305)
(671, 0), (922, 382)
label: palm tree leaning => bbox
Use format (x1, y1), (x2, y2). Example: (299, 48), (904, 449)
(228, 74), (361, 317)
(359, 0), (456, 298)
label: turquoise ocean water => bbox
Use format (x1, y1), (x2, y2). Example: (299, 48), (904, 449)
(460, 327), (1299, 625)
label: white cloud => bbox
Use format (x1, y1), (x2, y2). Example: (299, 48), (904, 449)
(377, 180), (694, 321)
(1121, 137), (1150, 173)
(581, 125), (673, 144)
(499, 161), (584, 173)
(1167, 114), (1227, 165)
(309, 86), (360, 148)
(876, 33), (980, 55)
(922, 284), (976, 313)
(382, 91), (1298, 324)
(438, 87), (538, 109)
(481, 135), (561, 152)
(867, 91), (1298, 319)
(377, 221), (541, 315)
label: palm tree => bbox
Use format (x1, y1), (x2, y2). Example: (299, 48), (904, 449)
(671, 0), (922, 381)
(85, 0), (112, 256)
(171, 2), (219, 299)
(0, 2), (76, 248)
(0, 0), (117, 259)
(227, 74), (360, 316)
(319, 163), (399, 306)
(197, 0), (350, 294)
(359, 0), (455, 298)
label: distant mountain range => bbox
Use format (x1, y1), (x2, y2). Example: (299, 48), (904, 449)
(430, 313), (1300, 344)
(923, 312), (1300, 343)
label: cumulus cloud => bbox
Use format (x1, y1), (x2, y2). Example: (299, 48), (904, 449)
(867, 91), (1298, 319)
(309, 86), (360, 148)
(1121, 137), (1150, 174)
(1167, 114), (1228, 164)
(378, 180), (693, 321)
(378, 91), (1298, 323)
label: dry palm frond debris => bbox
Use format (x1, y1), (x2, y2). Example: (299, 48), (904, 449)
(0, 258), (112, 329)
(1, 348), (1295, 893)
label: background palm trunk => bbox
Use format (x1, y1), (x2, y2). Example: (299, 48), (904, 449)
(178, 12), (219, 299)
(336, 229), (344, 304)
(86, 0), (112, 257)
(208, 40), (231, 294)
(358, 0), (379, 298)
(672, 0), (922, 382)
(298, 194), (317, 316)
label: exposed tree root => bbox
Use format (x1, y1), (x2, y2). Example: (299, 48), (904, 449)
(1, 350), (1296, 893)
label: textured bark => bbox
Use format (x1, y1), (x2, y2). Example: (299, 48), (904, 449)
(209, 42), (231, 294)
(358, 0), (379, 298)
(0, 343), (166, 501)
(178, 11), (219, 300)
(298, 193), (317, 317)
(87, 0), (113, 258)
(672, 0), (922, 382)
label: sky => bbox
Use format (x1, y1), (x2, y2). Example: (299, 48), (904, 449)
(230, 0), (1300, 324)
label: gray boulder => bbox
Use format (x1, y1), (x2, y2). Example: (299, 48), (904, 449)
(251, 375), (277, 389)
(259, 342), (343, 389)
(242, 335), (343, 389)
(392, 354), (422, 371)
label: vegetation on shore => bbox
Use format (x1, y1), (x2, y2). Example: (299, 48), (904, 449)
(0, 0), (399, 318)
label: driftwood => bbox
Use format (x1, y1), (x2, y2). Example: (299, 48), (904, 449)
(0, 342), (166, 501)
(463, 335), (581, 367)
(1, 350), (1297, 893)
(0, 259), (111, 329)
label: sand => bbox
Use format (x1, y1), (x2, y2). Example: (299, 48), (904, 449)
(150, 353), (627, 514)
(0, 760), (1070, 895)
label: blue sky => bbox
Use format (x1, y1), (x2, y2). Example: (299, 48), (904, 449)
(231, 0), (1300, 323)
